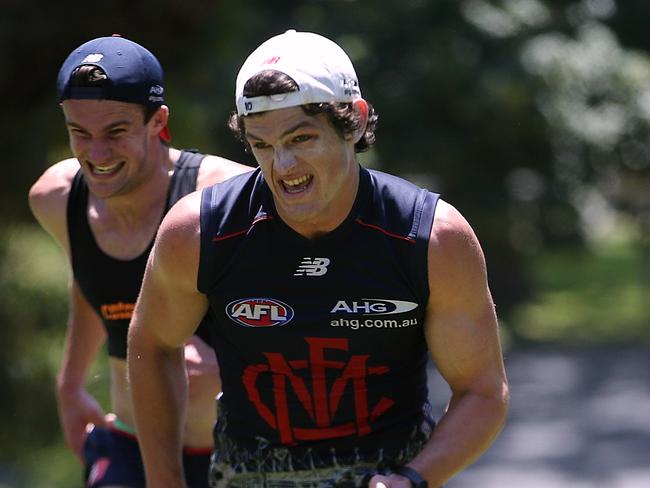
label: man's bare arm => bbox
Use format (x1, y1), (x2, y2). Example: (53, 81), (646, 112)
(371, 200), (509, 488)
(29, 159), (109, 460)
(127, 191), (209, 487)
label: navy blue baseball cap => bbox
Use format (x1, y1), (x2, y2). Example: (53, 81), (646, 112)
(57, 35), (165, 108)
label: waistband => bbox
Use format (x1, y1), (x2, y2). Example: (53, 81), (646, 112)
(212, 418), (433, 474)
(108, 417), (213, 456)
(209, 461), (379, 488)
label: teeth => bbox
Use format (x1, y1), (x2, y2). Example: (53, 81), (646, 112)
(284, 175), (310, 187)
(92, 162), (121, 174)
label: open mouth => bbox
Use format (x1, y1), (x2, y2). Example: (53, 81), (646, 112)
(281, 174), (313, 194)
(89, 161), (125, 176)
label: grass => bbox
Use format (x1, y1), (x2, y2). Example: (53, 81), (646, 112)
(509, 240), (650, 344)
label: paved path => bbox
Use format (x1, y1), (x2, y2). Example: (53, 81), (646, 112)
(427, 345), (650, 488)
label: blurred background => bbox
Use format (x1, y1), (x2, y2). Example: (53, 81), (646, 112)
(1, 0), (648, 486)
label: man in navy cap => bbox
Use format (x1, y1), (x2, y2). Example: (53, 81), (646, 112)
(29, 35), (251, 487)
(129, 30), (509, 487)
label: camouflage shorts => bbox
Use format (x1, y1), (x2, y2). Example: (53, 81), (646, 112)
(209, 461), (378, 488)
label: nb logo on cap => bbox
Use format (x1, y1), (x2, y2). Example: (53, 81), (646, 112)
(245, 102), (253, 111)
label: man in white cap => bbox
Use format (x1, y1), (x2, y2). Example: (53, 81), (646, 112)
(129, 30), (509, 487)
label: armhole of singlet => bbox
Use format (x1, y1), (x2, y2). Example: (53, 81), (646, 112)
(196, 172), (264, 295)
(66, 169), (88, 270)
(414, 190), (440, 307)
(165, 150), (206, 211)
(197, 184), (217, 295)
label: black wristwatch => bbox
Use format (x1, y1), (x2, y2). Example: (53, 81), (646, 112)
(392, 466), (428, 488)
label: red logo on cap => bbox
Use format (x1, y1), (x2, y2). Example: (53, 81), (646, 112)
(262, 56), (281, 65)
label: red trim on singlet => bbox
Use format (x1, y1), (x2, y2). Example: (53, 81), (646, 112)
(212, 215), (274, 242)
(354, 218), (416, 243)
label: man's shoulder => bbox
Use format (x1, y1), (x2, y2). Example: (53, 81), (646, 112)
(196, 154), (253, 189)
(427, 199), (485, 280)
(28, 158), (80, 248)
(367, 168), (430, 195)
(28, 158), (79, 216)
(199, 168), (266, 238)
(363, 167), (439, 236)
(30, 157), (79, 191)
(430, 199), (474, 240)
(201, 167), (262, 210)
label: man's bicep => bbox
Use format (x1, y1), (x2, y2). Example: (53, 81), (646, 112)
(425, 201), (506, 395)
(426, 296), (503, 396)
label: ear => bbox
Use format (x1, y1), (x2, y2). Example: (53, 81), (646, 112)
(351, 98), (369, 144)
(149, 105), (169, 135)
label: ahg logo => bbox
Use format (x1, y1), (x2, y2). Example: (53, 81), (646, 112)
(294, 257), (330, 276)
(330, 299), (418, 315)
(242, 337), (394, 444)
(226, 298), (294, 328)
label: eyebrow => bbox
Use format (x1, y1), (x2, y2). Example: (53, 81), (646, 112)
(66, 120), (133, 132)
(246, 120), (316, 142)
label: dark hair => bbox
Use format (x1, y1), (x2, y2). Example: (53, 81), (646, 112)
(227, 70), (378, 153)
(67, 65), (159, 122)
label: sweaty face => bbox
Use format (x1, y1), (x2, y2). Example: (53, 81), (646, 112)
(244, 106), (360, 238)
(61, 99), (158, 199)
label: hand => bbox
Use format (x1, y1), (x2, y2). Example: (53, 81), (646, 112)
(56, 387), (107, 462)
(184, 335), (221, 402)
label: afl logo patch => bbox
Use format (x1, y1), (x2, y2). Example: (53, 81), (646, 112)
(226, 298), (294, 328)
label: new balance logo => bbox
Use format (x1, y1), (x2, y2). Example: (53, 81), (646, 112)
(294, 257), (330, 276)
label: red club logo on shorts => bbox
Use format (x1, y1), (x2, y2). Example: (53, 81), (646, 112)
(226, 298), (294, 328)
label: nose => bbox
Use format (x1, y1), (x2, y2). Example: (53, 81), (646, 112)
(274, 146), (298, 174)
(87, 138), (112, 164)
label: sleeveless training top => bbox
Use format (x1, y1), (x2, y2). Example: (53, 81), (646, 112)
(68, 150), (207, 359)
(198, 166), (439, 470)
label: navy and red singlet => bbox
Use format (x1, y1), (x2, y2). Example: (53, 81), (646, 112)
(198, 165), (440, 471)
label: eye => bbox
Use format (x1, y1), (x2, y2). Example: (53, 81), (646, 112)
(292, 134), (312, 143)
(252, 141), (271, 150)
(108, 128), (127, 138)
(68, 128), (90, 139)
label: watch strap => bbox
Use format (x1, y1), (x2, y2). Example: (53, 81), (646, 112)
(392, 465), (428, 488)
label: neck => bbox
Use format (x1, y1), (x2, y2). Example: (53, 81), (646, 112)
(90, 145), (179, 230)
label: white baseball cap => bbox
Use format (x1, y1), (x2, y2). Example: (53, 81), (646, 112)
(235, 30), (362, 116)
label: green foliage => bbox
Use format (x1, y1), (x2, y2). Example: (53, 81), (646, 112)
(0, 226), (110, 486)
(0, 226), (68, 461)
(511, 240), (650, 344)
